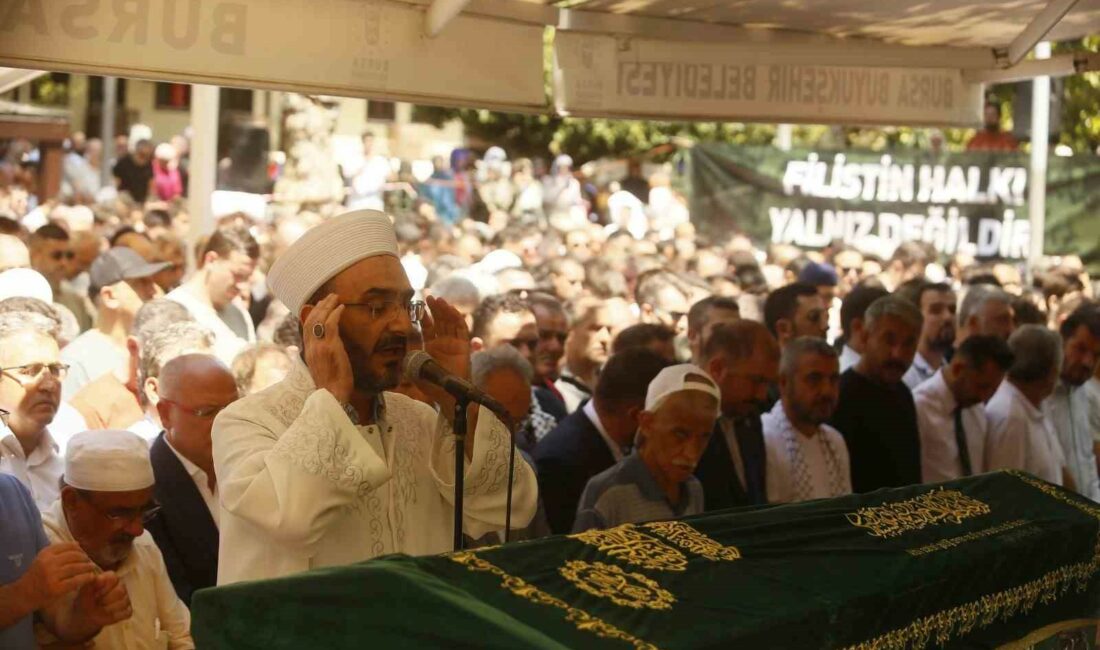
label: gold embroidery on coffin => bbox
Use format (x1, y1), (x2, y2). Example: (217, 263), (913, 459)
(571, 524), (688, 571)
(845, 473), (1100, 650)
(642, 521), (742, 562)
(845, 488), (992, 539)
(559, 560), (676, 611)
(449, 552), (660, 650)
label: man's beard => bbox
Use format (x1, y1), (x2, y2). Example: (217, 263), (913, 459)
(93, 534), (135, 569)
(789, 397), (834, 427)
(344, 333), (408, 393)
(929, 324), (956, 352)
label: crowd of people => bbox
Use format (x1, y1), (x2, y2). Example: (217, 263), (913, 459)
(1, 127), (1099, 649)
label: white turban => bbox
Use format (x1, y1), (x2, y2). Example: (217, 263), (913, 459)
(65, 430), (155, 492)
(267, 209), (399, 315)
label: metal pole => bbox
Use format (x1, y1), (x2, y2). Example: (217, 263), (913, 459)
(775, 124), (793, 151)
(189, 84), (220, 271)
(100, 76), (116, 188)
(1027, 42), (1051, 281)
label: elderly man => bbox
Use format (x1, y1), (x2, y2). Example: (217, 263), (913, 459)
(764, 282), (828, 348)
(212, 210), (536, 585)
(986, 325), (1069, 486)
(70, 299), (193, 432)
(1045, 306), (1100, 500)
(838, 284), (889, 373)
(913, 335), (1014, 483)
(61, 247), (168, 398)
(527, 292), (570, 416)
(956, 285), (1015, 345)
(697, 321), (781, 509)
(130, 322), (217, 442)
(536, 349), (670, 534)
(556, 297), (636, 413)
(40, 430), (192, 648)
(0, 473), (132, 650)
(686, 295), (740, 366)
(573, 364), (720, 531)
(763, 337), (850, 503)
(146, 354), (239, 605)
(830, 296), (924, 492)
(167, 227), (258, 364)
(0, 311), (69, 509)
(902, 282), (957, 390)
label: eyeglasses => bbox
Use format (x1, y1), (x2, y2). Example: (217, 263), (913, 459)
(160, 398), (231, 419)
(50, 250), (75, 261)
(0, 363), (69, 385)
(77, 491), (161, 525)
(343, 299), (426, 323)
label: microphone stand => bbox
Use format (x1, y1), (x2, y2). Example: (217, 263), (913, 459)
(452, 397), (468, 552)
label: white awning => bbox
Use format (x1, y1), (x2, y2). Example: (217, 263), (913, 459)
(0, 66), (46, 95)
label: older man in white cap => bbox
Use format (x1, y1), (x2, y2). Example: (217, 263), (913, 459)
(40, 430), (193, 649)
(573, 364), (720, 532)
(212, 209), (537, 585)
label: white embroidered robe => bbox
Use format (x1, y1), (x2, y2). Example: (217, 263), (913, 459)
(212, 359), (537, 585)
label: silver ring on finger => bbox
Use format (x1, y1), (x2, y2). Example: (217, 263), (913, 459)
(312, 323), (326, 339)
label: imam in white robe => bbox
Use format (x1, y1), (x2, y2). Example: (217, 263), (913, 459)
(212, 358), (537, 585)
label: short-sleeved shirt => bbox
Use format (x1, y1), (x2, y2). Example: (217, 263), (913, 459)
(0, 473), (49, 650)
(573, 451), (703, 532)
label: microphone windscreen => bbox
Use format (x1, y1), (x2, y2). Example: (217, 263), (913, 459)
(402, 350), (433, 383)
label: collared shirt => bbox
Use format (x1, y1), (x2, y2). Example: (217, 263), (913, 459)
(0, 474), (47, 650)
(572, 451), (704, 532)
(985, 380), (1065, 485)
(903, 351), (938, 391)
(39, 500), (194, 650)
(130, 416), (163, 444)
(165, 435), (220, 528)
(0, 426), (63, 510)
(763, 401), (850, 504)
(838, 345), (861, 374)
(1045, 380), (1100, 501)
(913, 369), (987, 483)
(583, 399), (625, 462)
(554, 371), (591, 414)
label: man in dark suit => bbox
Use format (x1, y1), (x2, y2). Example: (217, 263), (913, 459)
(696, 321), (780, 510)
(534, 348), (669, 534)
(145, 353), (239, 605)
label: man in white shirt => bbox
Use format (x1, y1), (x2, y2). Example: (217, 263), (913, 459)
(40, 430), (193, 649)
(914, 335), (1013, 483)
(764, 337), (851, 504)
(212, 210), (536, 585)
(0, 311), (69, 509)
(61, 247), (167, 399)
(344, 131), (393, 211)
(838, 284), (889, 373)
(986, 325), (1069, 486)
(903, 282), (957, 390)
(1045, 305), (1100, 501)
(147, 354), (238, 605)
(167, 227), (257, 364)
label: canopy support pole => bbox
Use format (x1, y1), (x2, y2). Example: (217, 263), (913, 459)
(1027, 42), (1052, 283)
(189, 84), (220, 270)
(100, 76), (116, 188)
(425, 0), (472, 37)
(998, 0), (1079, 67)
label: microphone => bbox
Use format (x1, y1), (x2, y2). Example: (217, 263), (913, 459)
(402, 351), (511, 425)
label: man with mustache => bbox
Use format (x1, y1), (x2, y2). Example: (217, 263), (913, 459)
(913, 335), (1014, 483)
(903, 282), (957, 390)
(1044, 305), (1100, 501)
(829, 296), (924, 492)
(40, 430), (191, 648)
(696, 321), (780, 509)
(763, 337), (851, 504)
(573, 364), (720, 532)
(212, 210), (536, 585)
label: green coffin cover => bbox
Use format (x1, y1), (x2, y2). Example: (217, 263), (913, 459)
(192, 471), (1100, 649)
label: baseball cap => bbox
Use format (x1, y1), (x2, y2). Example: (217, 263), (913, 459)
(644, 364), (721, 415)
(89, 247), (171, 296)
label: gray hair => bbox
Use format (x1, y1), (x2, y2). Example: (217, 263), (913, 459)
(140, 321), (215, 390)
(1007, 324), (1062, 383)
(133, 299), (193, 346)
(0, 310), (59, 342)
(864, 296), (923, 333)
(780, 336), (839, 379)
(958, 285), (1011, 328)
(471, 345), (533, 389)
(428, 275), (480, 307)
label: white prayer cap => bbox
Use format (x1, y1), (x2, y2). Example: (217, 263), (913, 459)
(645, 364), (721, 416)
(267, 209), (399, 315)
(0, 268), (53, 303)
(473, 249), (522, 276)
(64, 430), (155, 492)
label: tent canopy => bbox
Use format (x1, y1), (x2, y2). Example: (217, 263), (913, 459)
(0, 0), (1096, 125)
